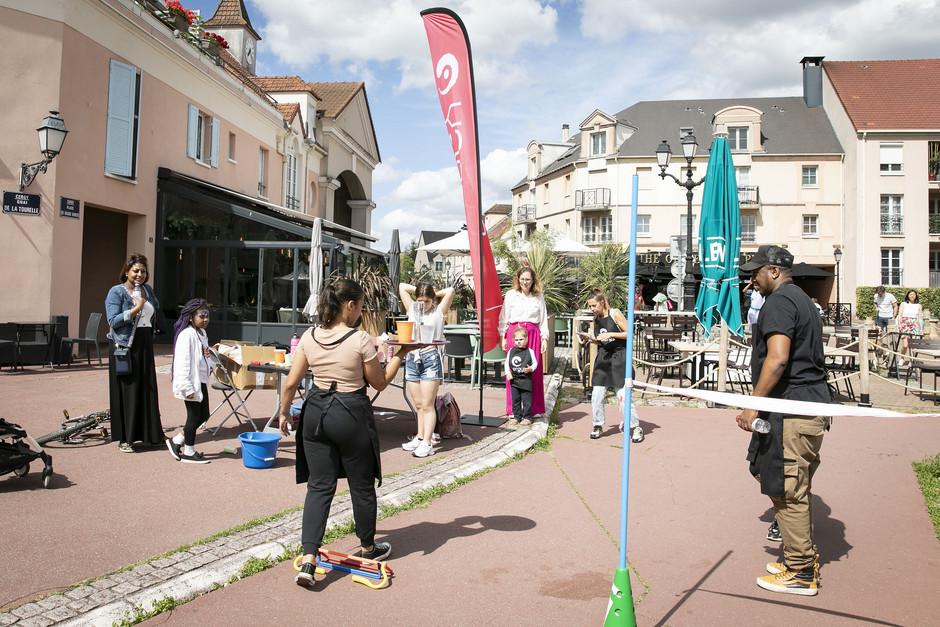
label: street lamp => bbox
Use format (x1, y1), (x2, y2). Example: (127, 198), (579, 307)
(833, 247), (843, 325)
(656, 134), (705, 311)
(19, 111), (69, 191)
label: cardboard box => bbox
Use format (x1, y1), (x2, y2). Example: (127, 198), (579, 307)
(217, 341), (278, 389)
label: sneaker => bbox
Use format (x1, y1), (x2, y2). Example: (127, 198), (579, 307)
(590, 426), (603, 439)
(360, 541), (391, 561)
(179, 451), (210, 464)
(409, 432), (441, 444)
(166, 439), (181, 461)
(117, 443), (134, 453)
(756, 567), (819, 596)
(412, 441), (435, 458)
(767, 519), (781, 542)
(402, 436), (421, 451)
(631, 426), (644, 443)
(294, 562), (316, 587)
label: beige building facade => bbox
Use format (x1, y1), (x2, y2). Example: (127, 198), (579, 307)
(0, 0), (381, 349)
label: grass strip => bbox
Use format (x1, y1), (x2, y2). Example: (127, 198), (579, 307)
(913, 453), (940, 543)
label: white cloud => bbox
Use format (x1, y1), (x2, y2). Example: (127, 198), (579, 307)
(372, 157), (410, 184)
(251, 0), (558, 94)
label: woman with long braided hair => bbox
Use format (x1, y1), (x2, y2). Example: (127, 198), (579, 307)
(166, 298), (212, 463)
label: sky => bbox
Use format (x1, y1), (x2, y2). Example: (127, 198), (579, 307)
(182, 0), (940, 251)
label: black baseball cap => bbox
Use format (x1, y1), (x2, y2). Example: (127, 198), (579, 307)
(740, 244), (793, 272)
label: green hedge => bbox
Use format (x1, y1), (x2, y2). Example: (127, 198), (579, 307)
(855, 286), (940, 320)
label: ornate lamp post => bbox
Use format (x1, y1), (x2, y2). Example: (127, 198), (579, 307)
(656, 134), (705, 311)
(19, 111), (69, 191)
(833, 247), (843, 325)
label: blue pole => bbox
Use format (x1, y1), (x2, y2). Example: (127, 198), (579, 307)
(605, 175), (638, 626)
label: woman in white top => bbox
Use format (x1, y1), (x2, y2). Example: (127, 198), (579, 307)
(897, 289), (925, 365)
(167, 298), (212, 464)
(399, 282), (454, 457)
(105, 254), (163, 453)
(498, 268), (549, 420)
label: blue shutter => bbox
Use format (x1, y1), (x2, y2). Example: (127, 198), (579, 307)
(210, 117), (220, 168)
(187, 105), (198, 159)
(105, 60), (136, 176)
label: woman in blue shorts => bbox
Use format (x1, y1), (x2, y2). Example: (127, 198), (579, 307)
(398, 282), (454, 458)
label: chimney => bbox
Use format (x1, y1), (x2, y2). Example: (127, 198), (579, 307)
(800, 56), (824, 108)
(562, 124), (569, 142)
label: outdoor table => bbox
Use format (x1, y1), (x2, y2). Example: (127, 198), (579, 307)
(14, 322), (55, 369)
(670, 339), (720, 384)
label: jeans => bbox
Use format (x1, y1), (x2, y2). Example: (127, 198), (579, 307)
(592, 386), (638, 429)
(510, 385), (532, 421)
(404, 350), (442, 382)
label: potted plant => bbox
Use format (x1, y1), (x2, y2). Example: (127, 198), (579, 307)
(164, 1), (195, 32)
(328, 263), (391, 339)
(202, 32), (229, 59)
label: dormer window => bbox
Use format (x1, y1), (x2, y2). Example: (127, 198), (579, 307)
(591, 132), (606, 156)
(679, 127), (694, 140)
(728, 127), (748, 151)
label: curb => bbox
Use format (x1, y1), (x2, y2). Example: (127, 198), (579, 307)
(5, 370), (564, 627)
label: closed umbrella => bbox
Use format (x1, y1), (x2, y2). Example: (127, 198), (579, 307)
(695, 137), (743, 338)
(302, 217), (323, 321)
(389, 229), (401, 314)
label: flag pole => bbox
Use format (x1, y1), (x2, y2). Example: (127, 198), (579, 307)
(605, 174), (638, 626)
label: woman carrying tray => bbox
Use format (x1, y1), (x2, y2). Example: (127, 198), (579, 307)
(398, 282), (455, 458)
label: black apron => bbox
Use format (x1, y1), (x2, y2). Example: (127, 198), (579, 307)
(591, 311), (626, 388)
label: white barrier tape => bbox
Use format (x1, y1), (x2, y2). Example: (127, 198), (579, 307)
(623, 378), (633, 389)
(633, 380), (938, 418)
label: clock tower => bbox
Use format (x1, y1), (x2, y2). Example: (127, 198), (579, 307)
(202, 0), (261, 75)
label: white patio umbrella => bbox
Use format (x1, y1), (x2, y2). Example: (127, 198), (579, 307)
(417, 230), (470, 256)
(507, 233), (592, 256)
(302, 217), (323, 320)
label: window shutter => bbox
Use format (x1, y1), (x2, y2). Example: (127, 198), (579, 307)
(187, 105), (198, 159)
(210, 117), (220, 167)
(880, 143), (903, 165)
(105, 60), (137, 177)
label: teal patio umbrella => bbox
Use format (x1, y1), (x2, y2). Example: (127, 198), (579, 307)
(695, 137), (743, 338)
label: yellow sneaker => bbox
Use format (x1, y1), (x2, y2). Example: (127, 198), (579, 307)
(756, 567), (819, 596)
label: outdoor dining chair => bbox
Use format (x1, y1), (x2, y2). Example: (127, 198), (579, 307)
(643, 328), (687, 390)
(442, 330), (475, 382)
(902, 338), (940, 404)
(470, 337), (506, 389)
(60, 313), (103, 366)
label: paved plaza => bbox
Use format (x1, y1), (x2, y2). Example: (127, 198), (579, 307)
(1, 348), (939, 625)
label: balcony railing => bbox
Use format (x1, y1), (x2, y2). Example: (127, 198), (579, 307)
(930, 214), (940, 235)
(575, 188), (611, 210)
(517, 204), (536, 223)
(931, 271), (940, 288)
(742, 231), (756, 244)
(285, 195), (300, 210)
(738, 185), (760, 206)
(880, 215), (903, 235)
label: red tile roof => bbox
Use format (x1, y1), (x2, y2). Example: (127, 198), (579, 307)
(307, 82), (363, 118)
(204, 0), (261, 40)
(275, 102), (302, 131)
(824, 59), (940, 130)
(253, 75), (316, 95)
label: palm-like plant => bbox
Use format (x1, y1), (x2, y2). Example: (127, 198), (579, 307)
(577, 243), (630, 310)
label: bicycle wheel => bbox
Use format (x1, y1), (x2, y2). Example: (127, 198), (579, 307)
(36, 414), (101, 445)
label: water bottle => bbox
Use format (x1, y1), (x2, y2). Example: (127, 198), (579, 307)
(752, 417), (771, 433)
(289, 332), (300, 355)
(132, 283), (141, 300)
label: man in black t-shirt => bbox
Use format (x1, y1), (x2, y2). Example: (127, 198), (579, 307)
(738, 245), (831, 597)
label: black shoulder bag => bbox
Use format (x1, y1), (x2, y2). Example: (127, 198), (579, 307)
(113, 314), (140, 376)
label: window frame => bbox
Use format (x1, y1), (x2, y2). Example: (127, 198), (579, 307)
(728, 127), (748, 151)
(802, 214), (818, 237)
(881, 248), (903, 286)
(599, 215), (613, 243)
(582, 216), (597, 244)
(802, 165), (818, 187)
(187, 104), (219, 167)
(880, 194), (903, 235)
(879, 142), (903, 174)
(636, 215), (651, 237)
(590, 132), (606, 157)
(741, 215), (756, 243)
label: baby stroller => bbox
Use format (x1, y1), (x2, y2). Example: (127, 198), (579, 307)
(0, 418), (53, 488)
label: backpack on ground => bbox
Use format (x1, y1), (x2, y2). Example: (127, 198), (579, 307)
(435, 393), (463, 439)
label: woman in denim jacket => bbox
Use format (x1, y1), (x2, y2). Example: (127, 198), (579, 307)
(105, 253), (163, 453)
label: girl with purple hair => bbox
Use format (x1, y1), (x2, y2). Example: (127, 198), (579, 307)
(167, 299), (212, 463)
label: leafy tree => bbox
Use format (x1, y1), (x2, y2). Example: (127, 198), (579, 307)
(491, 227), (573, 314)
(577, 243), (631, 310)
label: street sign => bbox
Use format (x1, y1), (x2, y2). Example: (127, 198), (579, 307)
(3, 191), (41, 216)
(666, 279), (681, 301)
(60, 196), (80, 219)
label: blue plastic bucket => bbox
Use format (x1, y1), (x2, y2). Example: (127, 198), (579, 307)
(237, 432), (281, 469)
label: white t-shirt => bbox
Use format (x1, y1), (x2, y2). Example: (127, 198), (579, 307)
(874, 292), (897, 318)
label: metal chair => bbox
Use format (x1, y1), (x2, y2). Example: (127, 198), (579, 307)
(643, 329), (687, 390)
(205, 347), (258, 435)
(0, 323), (18, 370)
(442, 331), (475, 381)
(903, 338), (940, 403)
(470, 336), (506, 389)
(60, 313), (103, 366)
(554, 316), (570, 347)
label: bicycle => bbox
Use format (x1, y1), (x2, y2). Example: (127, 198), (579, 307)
(36, 409), (111, 446)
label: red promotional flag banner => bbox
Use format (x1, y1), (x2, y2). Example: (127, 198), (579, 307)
(421, 8), (503, 351)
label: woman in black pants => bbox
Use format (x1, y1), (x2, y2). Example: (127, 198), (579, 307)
(279, 279), (414, 587)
